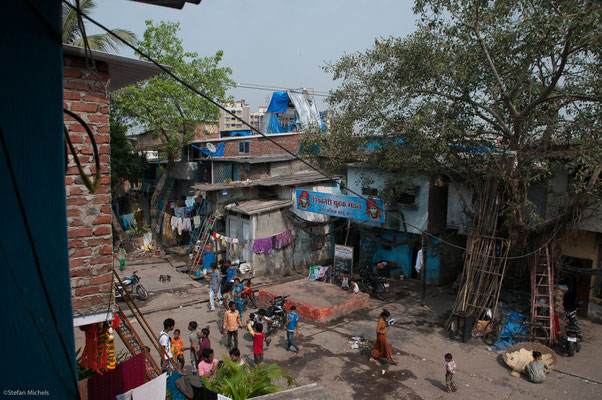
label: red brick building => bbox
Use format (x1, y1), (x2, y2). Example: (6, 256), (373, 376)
(63, 45), (164, 325)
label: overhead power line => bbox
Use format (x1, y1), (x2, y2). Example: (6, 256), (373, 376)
(64, 0), (558, 260)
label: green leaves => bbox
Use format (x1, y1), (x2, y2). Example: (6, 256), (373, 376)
(204, 357), (293, 400)
(112, 21), (234, 164)
(310, 0), (602, 241)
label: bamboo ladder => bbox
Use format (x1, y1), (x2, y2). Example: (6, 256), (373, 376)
(188, 215), (216, 276)
(113, 270), (182, 380)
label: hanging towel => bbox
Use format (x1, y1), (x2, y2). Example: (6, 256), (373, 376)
(253, 238), (273, 255)
(185, 198), (195, 207)
(131, 372), (167, 400)
(163, 214), (172, 239)
(177, 217), (183, 235)
(193, 215), (201, 226)
(174, 207), (185, 218)
(182, 218), (192, 232)
(171, 216), (178, 232)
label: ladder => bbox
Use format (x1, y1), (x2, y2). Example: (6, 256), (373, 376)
(530, 247), (555, 345)
(113, 270), (182, 379)
(188, 215), (216, 275)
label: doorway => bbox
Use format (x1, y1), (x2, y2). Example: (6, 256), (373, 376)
(558, 257), (593, 318)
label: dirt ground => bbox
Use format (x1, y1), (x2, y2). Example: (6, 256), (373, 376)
(74, 257), (602, 399)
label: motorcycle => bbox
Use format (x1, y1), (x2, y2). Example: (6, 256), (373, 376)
(249, 295), (289, 333)
(115, 270), (149, 301)
(358, 268), (390, 300)
(564, 306), (583, 357)
(239, 277), (257, 309)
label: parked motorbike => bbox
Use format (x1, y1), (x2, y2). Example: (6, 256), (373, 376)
(358, 268), (390, 300)
(115, 271), (149, 301)
(239, 277), (257, 309)
(250, 295), (289, 333)
(564, 306), (583, 357)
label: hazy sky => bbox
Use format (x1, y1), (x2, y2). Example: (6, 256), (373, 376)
(89, 0), (418, 111)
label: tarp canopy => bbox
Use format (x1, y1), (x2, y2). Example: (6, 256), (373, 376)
(220, 130), (252, 137)
(266, 91), (290, 113)
(193, 143), (224, 158)
(288, 91), (326, 131)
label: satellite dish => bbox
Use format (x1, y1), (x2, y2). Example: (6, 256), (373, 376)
(206, 143), (217, 153)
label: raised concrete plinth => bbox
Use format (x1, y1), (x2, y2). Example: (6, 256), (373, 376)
(258, 279), (370, 323)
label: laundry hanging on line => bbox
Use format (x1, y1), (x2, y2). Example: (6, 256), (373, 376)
(253, 229), (293, 255)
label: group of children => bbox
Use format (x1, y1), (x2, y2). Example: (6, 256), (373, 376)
(156, 304), (301, 380)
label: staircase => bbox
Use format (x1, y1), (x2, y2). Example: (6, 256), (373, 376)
(530, 247), (555, 345)
(188, 215), (216, 275)
(113, 270), (181, 379)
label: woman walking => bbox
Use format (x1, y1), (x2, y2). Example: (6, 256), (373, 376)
(370, 309), (399, 365)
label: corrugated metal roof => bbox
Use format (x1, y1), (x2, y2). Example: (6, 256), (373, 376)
(212, 155), (296, 164)
(193, 172), (337, 193)
(63, 45), (170, 92)
(228, 199), (292, 215)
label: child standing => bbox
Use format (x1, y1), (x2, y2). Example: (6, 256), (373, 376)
(246, 321), (265, 365)
(286, 306), (300, 352)
(444, 353), (457, 392)
(171, 329), (185, 370)
(222, 301), (242, 349)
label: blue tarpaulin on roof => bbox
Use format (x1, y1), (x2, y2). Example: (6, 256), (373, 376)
(221, 130), (252, 137)
(193, 143), (224, 158)
(266, 113), (292, 134)
(267, 91), (290, 113)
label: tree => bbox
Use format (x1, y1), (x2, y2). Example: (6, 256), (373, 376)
(62, 0), (137, 52)
(306, 0), (602, 257)
(112, 20), (234, 243)
(109, 112), (148, 251)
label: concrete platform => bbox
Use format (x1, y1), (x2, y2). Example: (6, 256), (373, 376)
(258, 279), (369, 322)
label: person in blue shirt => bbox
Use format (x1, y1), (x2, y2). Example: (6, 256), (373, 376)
(286, 306), (300, 352)
(226, 262), (237, 283)
(232, 278), (245, 317)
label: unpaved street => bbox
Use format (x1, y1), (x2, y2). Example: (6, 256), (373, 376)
(75, 259), (602, 399)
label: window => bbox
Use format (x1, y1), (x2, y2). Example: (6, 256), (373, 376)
(239, 141), (250, 154)
(362, 187), (378, 196)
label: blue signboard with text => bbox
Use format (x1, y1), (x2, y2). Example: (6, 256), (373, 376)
(295, 189), (385, 223)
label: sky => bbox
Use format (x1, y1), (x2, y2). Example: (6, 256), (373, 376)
(89, 0), (419, 111)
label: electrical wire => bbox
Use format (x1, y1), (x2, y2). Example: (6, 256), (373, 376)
(0, 128), (80, 398)
(63, 1), (560, 261)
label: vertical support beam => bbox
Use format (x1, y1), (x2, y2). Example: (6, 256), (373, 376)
(421, 233), (428, 306)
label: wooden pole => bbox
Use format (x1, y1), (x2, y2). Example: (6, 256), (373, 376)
(344, 219), (351, 246)
(420, 236), (427, 305)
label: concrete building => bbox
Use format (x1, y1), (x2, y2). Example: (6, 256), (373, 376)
(250, 106), (267, 131)
(219, 99), (251, 131)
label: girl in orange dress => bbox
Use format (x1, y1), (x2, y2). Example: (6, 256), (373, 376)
(370, 309), (399, 364)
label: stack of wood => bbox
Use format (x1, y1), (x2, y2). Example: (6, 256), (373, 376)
(446, 178), (512, 329)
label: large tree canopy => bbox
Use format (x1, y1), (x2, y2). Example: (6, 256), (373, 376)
(113, 20), (234, 164)
(306, 0), (601, 247)
(112, 20), (234, 242)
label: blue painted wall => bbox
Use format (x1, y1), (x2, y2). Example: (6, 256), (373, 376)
(0, 1), (78, 398)
(361, 230), (442, 285)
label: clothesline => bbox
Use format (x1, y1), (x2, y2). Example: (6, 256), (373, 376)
(253, 229), (293, 255)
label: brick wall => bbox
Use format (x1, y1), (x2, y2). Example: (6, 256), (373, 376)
(63, 55), (113, 318)
(223, 133), (302, 157)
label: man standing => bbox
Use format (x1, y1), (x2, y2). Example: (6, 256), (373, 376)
(208, 263), (221, 312)
(185, 321), (201, 374)
(222, 301), (242, 350)
(158, 318), (175, 372)
(286, 306), (300, 352)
